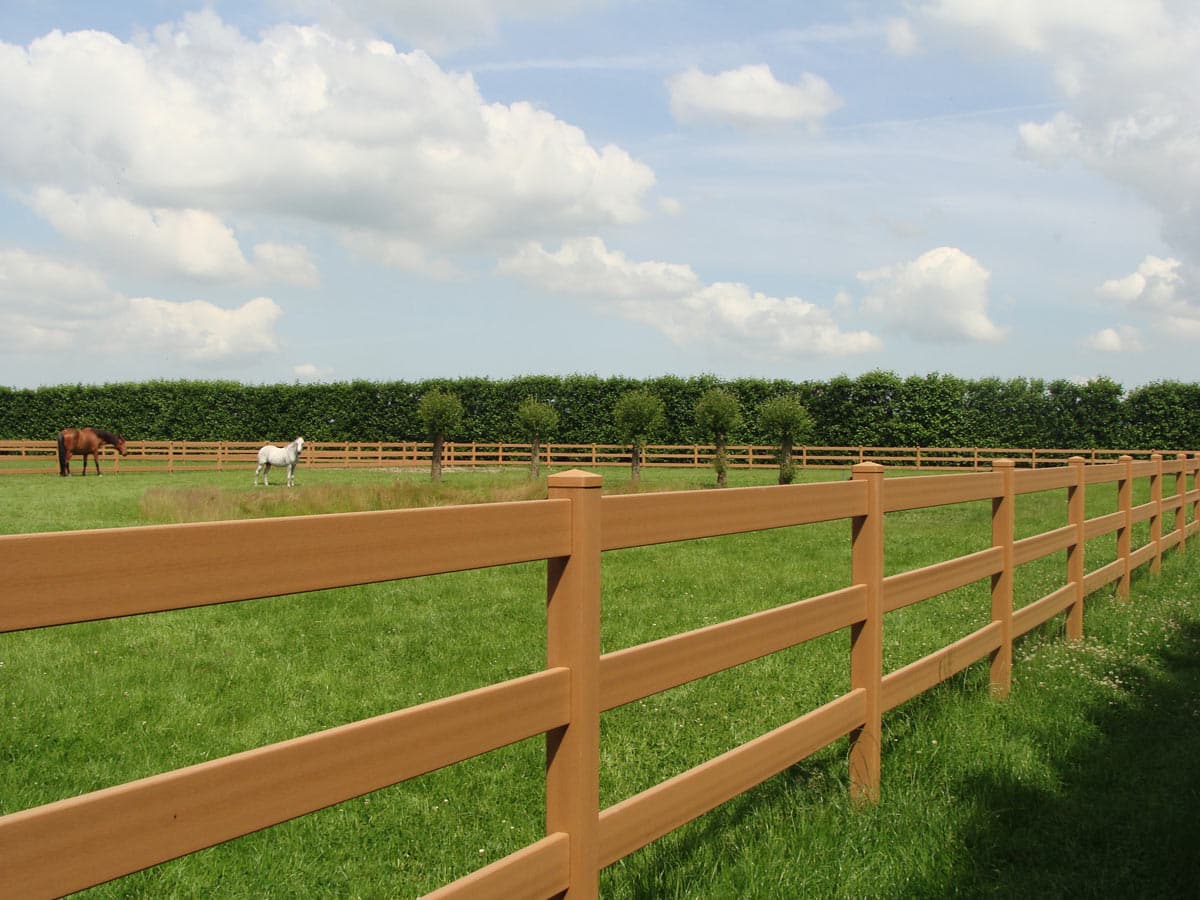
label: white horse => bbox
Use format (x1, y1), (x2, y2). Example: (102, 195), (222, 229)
(254, 436), (304, 487)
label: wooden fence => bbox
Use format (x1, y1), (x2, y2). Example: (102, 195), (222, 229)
(0, 438), (1181, 476)
(1, 454), (1198, 897)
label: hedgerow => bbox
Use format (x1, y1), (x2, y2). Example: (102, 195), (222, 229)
(1, 372), (1196, 449)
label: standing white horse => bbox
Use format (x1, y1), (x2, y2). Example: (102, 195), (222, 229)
(254, 436), (304, 487)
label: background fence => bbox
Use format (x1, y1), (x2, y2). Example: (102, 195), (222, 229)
(0, 438), (1185, 476)
(1, 453), (1197, 896)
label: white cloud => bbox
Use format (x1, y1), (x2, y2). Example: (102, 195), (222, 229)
(293, 362), (335, 380)
(0, 12), (655, 263)
(1096, 254), (1200, 341)
(500, 237), (880, 357)
(668, 64), (842, 129)
(1084, 326), (1143, 352)
(922, 1), (1200, 258)
(1099, 255), (1184, 308)
(122, 297), (283, 360)
(885, 18), (920, 56)
(857, 246), (1007, 343)
(280, 0), (610, 53)
(0, 248), (284, 361)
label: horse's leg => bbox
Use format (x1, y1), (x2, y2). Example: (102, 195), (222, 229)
(287, 463), (295, 487)
(263, 463), (271, 486)
(254, 462), (262, 485)
(93, 451), (102, 476)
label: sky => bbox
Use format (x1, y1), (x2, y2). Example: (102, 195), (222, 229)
(1, 1), (1197, 389)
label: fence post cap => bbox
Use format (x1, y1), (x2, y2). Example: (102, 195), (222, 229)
(851, 461), (885, 474)
(991, 458), (1015, 469)
(548, 469), (602, 488)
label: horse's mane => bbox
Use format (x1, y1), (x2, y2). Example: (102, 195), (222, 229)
(90, 428), (122, 444)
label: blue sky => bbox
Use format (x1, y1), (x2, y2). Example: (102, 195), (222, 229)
(1, 1), (1196, 388)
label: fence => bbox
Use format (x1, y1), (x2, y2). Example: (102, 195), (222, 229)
(0, 438), (1181, 475)
(1, 454), (1197, 897)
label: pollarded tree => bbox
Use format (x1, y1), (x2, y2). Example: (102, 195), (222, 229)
(418, 388), (464, 482)
(758, 394), (814, 484)
(613, 389), (665, 483)
(516, 397), (558, 479)
(694, 387), (743, 487)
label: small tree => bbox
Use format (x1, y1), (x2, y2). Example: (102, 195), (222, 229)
(694, 388), (742, 487)
(758, 394), (814, 484)
(417, 388), (464, 482)
(516, 397), (558, 479)
(613, 389), (665, 482)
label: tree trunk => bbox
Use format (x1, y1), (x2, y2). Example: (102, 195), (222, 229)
(529, 439), (541, 478)
(779, 437), (794, 485)
(715, 436), (728, 487)
(630, 442), (642, 482)
(431, 435), (443, 482)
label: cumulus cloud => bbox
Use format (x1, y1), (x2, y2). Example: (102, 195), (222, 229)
(1096, 254), (1200, 339)
(668, 64), (842, 129)
(0, 12), (655, 269)
(0, 248), (284, 361)
(857, 246), (1007, 343)
(281, 0), (609, 53)
(293, 362), (335, 380)
(921, 1), (1200, 257)
(885, 18), (920, 56)
(1084, 326), (1143, 352)
(499, 237), (880, 357)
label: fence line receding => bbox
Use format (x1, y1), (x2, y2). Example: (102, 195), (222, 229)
(0, 453), (1196, 898)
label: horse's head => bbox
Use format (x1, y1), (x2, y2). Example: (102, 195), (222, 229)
(294, 436), (305, 453)
(114, 435), (128, 456)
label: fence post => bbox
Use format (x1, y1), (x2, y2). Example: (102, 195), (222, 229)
(1067, 457), (1086, 641)
(1193, 453), (1200, 538)
(546, 470), (602, 899)
(1151, 453), (1163, 574)
(849, 462), (884, 804)
(1175, 453), (1188, 551)
(1118, 455), (1133, 600)
(990, 459), (1015, 698)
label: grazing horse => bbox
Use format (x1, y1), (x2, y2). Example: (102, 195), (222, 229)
(57, 427), (128, 477)
(254, 436), (305, 487)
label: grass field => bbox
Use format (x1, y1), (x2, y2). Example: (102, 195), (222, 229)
(2, 464), (1199, 897)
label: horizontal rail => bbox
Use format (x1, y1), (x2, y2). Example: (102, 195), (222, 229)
(599, 585), (866, 711)
(882, 547), (1003, 613)
(1131, 500), (1158, 524)
(1013, 524), (1076, 567)
(1013, 466), (1077, 494)
(1013, 583), (1078, 637)
(0, 500), (571, 632)
(881, 472), (1002, 512)
(881, 622), (1003, 711)
(0, 669), (570, 899)
(425, 833), (571, 900)
(1129, 542), (1157, 569)
(1083, 559), (1125, 594)
(1085, 510), (1125, 540)
(600, 480), (865, 551)
(596, 689), (866, 868)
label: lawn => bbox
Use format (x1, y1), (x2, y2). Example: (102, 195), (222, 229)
(1, 464), (1198, 897)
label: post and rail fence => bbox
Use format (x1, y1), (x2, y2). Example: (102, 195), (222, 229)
(0, 438), (1186, 476)
(1, 453), (1198, 896)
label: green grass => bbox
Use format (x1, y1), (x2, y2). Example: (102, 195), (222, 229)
(2, 465), (1199, 897)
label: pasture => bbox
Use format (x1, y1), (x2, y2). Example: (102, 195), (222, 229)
(2, 465), (1199, 896)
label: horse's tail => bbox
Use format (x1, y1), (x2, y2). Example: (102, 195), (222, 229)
(56, 431), (66, 475)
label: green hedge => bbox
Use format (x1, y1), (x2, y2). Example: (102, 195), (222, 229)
(2, 373), (1197, 450)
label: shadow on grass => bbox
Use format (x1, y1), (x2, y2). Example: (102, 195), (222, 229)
(922, 621), (1200, 897)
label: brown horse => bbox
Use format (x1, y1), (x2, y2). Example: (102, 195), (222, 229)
(57, 427), (128, 476)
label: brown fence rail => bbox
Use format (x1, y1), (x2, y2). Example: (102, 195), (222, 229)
(1, 454), (1197, 897)
(0, 438), (1182, 476)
